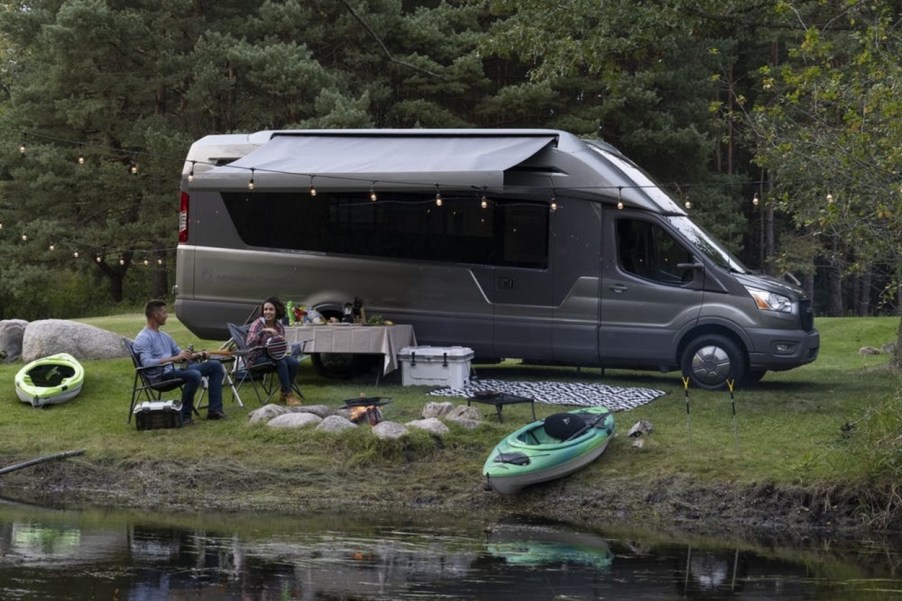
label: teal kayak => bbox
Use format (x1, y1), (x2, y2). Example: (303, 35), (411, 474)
(15, 353), (85, 408)
(483, 406), (615, 494)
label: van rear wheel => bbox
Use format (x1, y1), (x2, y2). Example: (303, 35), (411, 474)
(680, 334), (746, 390)
(311, 353), (370, 379)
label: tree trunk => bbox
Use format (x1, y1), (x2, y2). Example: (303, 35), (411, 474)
(826, 237), (844, 317)
(152, 250), (169, 299)
(857, 268), (872, 317)
(108, 270), (125, 303)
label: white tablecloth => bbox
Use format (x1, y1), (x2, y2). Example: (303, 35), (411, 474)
(284, 324), (417, 375)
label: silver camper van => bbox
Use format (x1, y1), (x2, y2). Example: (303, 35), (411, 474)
(175, 129), (819, 389)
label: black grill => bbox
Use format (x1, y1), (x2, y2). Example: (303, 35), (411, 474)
(799, 299), (814, 331)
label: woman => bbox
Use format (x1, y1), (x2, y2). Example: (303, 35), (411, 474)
(246, 297), (301, 406)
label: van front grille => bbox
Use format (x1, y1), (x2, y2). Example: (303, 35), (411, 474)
(800, 299), (814, 331)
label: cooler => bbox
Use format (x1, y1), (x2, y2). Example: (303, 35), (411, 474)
(133, 400), (183, 430)
(398, 346), (474, 388)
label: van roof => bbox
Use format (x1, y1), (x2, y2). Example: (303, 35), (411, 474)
(185, 129), (685, 215)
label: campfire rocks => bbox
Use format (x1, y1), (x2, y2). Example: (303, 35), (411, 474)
(246, 401), (485, 440)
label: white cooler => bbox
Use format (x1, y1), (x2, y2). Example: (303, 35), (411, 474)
(398, 346), (474, 388)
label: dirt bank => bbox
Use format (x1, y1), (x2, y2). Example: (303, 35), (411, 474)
(0, 455), (891, 546)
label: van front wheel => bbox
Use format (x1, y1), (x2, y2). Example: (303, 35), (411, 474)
(680, 335), (746, 390)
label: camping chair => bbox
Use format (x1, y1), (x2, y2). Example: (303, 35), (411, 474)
(226, 322), (303, 405)
(123, 337), (201, 423)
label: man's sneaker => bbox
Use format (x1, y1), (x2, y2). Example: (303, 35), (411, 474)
(207, 410), (227, 420)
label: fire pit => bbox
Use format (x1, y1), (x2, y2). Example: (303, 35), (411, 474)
(341, 396), (392, 426)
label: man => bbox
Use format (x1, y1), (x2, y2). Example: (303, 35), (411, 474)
(133, 299), (226, 424)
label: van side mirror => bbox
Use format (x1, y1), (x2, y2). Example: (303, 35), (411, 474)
(677, 262), (705, 287)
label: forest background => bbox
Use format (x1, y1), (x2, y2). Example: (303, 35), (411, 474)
(0, 0), (898, 362)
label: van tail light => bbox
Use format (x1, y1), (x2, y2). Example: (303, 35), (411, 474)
(178, 191), (189, 243)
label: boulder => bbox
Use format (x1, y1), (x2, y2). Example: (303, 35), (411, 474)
(371, 421), (408, 440)
(247, 404), (288, 424)
(267, 412), (323, 429)
(0, 319), (28, 363)
(23, 319), (127, 363)
(421, 401), (454, 419)
(406, 417), (450, 436)
(317, 415), (357, 433)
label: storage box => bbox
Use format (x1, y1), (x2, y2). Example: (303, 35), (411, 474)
(398, 346), (474, 388)
(134, 400), (183, 430)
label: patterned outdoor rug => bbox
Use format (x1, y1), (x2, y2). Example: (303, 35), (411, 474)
(427, 379), (666, 412)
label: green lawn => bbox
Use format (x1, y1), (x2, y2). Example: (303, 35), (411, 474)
(0, 314), (899, 503)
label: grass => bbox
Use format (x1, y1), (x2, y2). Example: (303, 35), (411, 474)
(0, 313), (899, 523)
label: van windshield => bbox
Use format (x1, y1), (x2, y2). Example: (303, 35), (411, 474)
(666, 216), (747, 273)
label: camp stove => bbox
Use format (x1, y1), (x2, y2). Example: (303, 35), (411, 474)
(342, 396), (392, 426)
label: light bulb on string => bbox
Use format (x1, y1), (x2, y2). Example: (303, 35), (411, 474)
(826, 193), (835, 204)
(143, 258), (149, 266)
(129, 160), (138, 175)
(20, 233), (27, 241)
(684, 200), (692, 210)
(617, 186), (624, 210)
(550, 191), (558, 212)
(77, 153), (85, 165)
(73, 250), (79, 258)
(188, 161), (195, 183)
(119, 256), (125, 266)
(369, 183), (377, 202)
(309, 176), (317, 197)
(157, 258), (163, 265)
(95, 255), (102, 263)
(49, 243), (55, 251)
(481, 187), (488, 209)
(248, 168), (255, 190)
(18, 133), (26, 154)
(435, 185), (442, 207)
(752, 192), (760, 207)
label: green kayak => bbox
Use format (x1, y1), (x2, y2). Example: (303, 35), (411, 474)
(15, 352), (85, 408)
(483, 405), (615, 494)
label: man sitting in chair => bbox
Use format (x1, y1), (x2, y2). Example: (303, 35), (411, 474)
(134, 299), (226, 425)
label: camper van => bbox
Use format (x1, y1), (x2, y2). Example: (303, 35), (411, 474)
(175, 129), (819, 389)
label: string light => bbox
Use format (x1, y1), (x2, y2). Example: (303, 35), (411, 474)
(369, 182), (377, 202)
(95, 255), (101, 263)
(826, 193), (834, 204)
(617, 186), (624, 210)
(684, 200), (692, 210)
(434, 184), (442, 207)
(77, 150), (85, 165)
(752, 192), (759, 206)
(119, 256), (125, 265)
(129, 160), (139, 175)
(20, 233), (26, 241)
(549, 188), (557, 212)
(248, 167), (255, 190)
(187, 161), (195, 183)
(49, 243), (55, 251)
(309, 175), (317, 197)
(73, 250), (79, 258)
(18, 133), (26, 154)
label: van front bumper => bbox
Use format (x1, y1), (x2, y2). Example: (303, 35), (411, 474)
(746, 328), (820, 372)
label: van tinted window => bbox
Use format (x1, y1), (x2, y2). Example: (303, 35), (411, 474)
(222, 192), (548, 268)
(617, 218), (694, 285)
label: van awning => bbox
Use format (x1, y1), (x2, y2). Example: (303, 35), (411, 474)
(191, 133), (557, 191)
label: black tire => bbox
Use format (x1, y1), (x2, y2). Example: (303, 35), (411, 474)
(680, 334), (747, 390)
(311, 352), (369, 379)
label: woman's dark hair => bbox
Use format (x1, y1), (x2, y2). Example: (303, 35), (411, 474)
(261, 297), (286, 320)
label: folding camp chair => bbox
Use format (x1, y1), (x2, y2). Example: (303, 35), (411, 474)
(226, 322), (302, 405)
(123, 337), (201, 423)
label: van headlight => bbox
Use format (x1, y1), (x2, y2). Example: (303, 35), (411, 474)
(745, 286), (794, 313)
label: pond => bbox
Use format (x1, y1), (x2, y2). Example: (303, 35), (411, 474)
(1, 496), (901, 600)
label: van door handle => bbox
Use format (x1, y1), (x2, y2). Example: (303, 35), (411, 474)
(610, 284), (628, 294)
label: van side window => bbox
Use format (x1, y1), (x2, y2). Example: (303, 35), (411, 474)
(222, 192), (548, 269)
(617, 218), (694, 285)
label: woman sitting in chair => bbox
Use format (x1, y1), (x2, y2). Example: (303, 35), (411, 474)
(246, 297), (301, 406)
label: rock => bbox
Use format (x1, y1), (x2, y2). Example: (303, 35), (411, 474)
(406, 417), (449, 436)
(247, 404), (289, 424)
(446, 405), (481, 422)
(422, 401), (455, 419)
(881, 342), (897, 355)
(266, 412), (323, 429)
(317, 415), (357, 433)
(0, 319), (28, 363)
(858, 346), (881, 356)
(22, 319), (127, 363)
(284, 404), (333, 419)
(372, 421), (408, 440)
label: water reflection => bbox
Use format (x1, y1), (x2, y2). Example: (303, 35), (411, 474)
(1, 497), (901, 600)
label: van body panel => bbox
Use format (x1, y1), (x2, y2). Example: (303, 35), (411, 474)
(176, 128), (819, 387)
